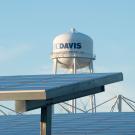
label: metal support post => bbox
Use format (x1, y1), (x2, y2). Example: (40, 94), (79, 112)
(93, 94), (96, 112)
(118, 95), (122, 112)
(40, 105), (52, 135)
(72, 100), (74, 113)
(91, 96), (94, 113)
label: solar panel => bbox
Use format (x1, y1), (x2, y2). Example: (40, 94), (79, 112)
(0, 73), (123, 101)
(0, 113), (134, 135)
(0, 73), (124, 135)
(0, 73), (120, 90)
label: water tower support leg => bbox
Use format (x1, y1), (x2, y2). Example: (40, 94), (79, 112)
(89, 61), (96, 113)
(73, 57), (77, 113)
(89, 61), (93, 73)
(73, 57), (77, 74)
(53, 58), (58, 74)
(52, 58), (58, 114)
(40, 105), (52, 135)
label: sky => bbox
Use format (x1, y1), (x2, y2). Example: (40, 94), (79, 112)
(0, 0), (135, 113)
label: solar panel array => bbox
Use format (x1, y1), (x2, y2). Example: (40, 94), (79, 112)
(0, 73), (121, 91)
(0, 113), (134, 135)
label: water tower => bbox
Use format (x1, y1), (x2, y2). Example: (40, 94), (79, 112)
(51, 28), (96, 113)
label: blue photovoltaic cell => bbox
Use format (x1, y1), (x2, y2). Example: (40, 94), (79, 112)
(0, 73), (122, 91)
(0, 113), (134, 135)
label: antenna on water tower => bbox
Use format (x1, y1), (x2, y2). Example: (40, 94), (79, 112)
(51, 28), (96, 113)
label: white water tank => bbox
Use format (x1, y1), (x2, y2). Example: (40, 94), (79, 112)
(51, 28), (95, 69)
